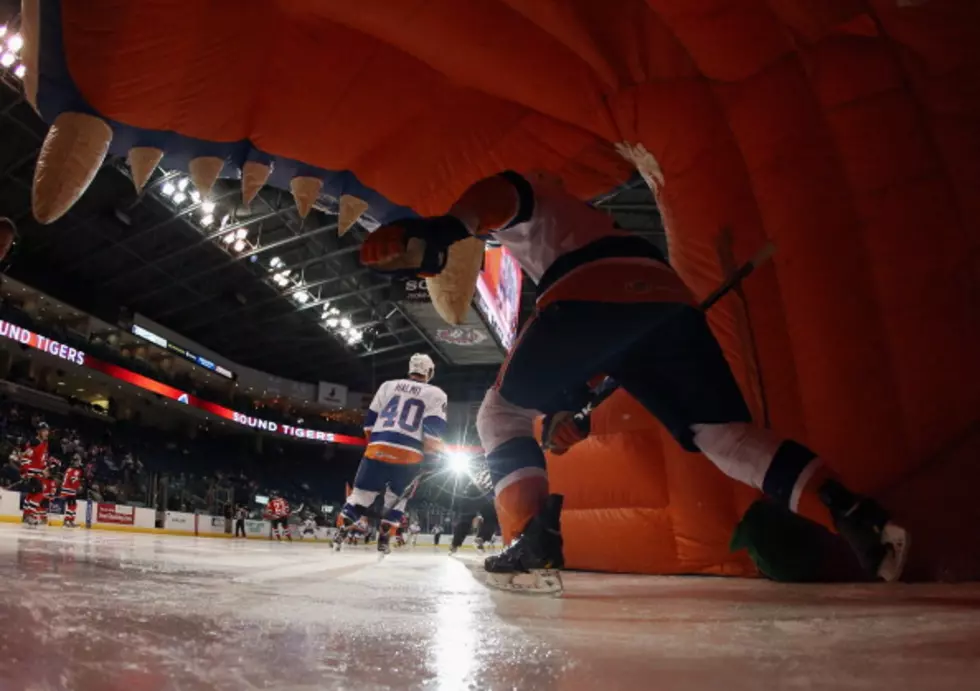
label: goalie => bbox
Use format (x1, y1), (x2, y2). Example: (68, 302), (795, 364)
(361, 171), (909, 593)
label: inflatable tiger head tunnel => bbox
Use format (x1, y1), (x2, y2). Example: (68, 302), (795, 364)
(17, 0), (980, 580)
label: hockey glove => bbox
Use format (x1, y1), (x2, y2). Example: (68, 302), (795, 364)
(541, 410), (590, 455)
(360, 216), (471, 278)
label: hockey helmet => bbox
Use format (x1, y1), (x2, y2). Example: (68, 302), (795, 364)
(408, 353), (435, 382)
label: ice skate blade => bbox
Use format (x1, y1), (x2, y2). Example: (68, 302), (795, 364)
(878, 522), (910, 583)
(485, 569), (564, 597)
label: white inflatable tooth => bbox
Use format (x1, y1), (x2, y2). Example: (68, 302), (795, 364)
(241, 160), (272, 209)
(189, 156), (225, 197)
(32, 112), (113, 224)
(127, 146), (164, 192)
(338, 194), (368, 236)
(290, 176), (322, 219)
(426, 236), (485, 325)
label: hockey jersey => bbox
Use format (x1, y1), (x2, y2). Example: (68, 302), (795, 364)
(61, 468), (82, 496)
(42, 477), (58, 500)
(363, 378), (447, 464)
(454, 173), (693, 309)
(266, 497), (289, 519)
(20, 438), (48, 478)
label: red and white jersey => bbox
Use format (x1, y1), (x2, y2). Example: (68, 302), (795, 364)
(42, 477), (58, 500)
(61, 468), (82, 496)
(20, 438), (48, 478)
(363, 378), (447, 464)
(266, 497), (289, 519)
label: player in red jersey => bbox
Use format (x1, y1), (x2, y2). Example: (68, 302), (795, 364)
(264, 492), (291, 542)
(20, 422), (50, 525)
(39, 470), (59, 525)
(60, 454), (83, 528)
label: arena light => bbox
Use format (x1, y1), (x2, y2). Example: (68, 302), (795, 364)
(347, 328), (363, 344)
(233, 239), (246, 252)
(0, 52), (13, 67)
(190, 190), (201, 204)
(177, 177), (189, 192)
(13, 64), (24, 79)
(235, 227), (248, 240)
(172, 191), (187, 205)
(0, 26), (7, 38)
(202, 200), (216, 214)
(326, 317), (339, 327)
(161, 181), (176, 197)
(6, 34), (22, 53)
(294, 290), (310, 304)
(340, 317), (351, 329)
(221, 231), (235, 245)
(269, 256), (283, 269)
(447, 450), (471, 474)
(200, 214), (214, 227)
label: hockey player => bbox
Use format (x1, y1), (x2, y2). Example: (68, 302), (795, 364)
(360, 170), (909, 592)
(265, 492), (291, 542)
(39, 470), (59, 525)
(335, 353), (447, 555)
(409, 520), (421, 547)
(60, 455), (83, 527)
(298, 514), (318, 541)
(20, 422), (50, 525)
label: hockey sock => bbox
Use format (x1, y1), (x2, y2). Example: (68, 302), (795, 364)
(762, 440), (837, 533)
(489, 436), (549, 544)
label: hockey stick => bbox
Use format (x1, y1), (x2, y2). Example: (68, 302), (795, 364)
(543, 240), (776, 448)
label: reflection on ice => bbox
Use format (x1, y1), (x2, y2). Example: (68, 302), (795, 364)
(0, 525), (979, 691)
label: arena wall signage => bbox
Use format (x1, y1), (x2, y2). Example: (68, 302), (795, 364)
(131, 324), (235, 380)
(0, 319), (87, 365)
(1, 318), (365, 448)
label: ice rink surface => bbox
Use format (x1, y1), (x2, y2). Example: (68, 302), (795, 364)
(0, 525), (978, 691)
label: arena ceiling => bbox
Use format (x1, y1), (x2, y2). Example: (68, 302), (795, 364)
(0, 19), (664, 402)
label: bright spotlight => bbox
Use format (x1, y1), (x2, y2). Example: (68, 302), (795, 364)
(235, 227), (248, 240)
(340, 317), (351, 329)
(177, 177), (189, 192)
(7, 34), (23, 52)
(161, 181), (176, 197)
(13, 64), (25, 79)
(200, 214), (214, 227)
(172, 192), (187, 205)
(202, 200), (216, 214)
(447, 450), (471, 474)
(232, 239), (246, 252)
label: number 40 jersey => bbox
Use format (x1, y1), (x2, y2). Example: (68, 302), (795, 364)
(363, 378), (448, 464)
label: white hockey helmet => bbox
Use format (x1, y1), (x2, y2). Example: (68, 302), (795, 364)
(408, 353), (435, 382)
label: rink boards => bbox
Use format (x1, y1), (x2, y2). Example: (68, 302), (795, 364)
(0, 489), (476, 546)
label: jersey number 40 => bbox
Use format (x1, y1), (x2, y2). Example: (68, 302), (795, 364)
(379, 395), (424, 433)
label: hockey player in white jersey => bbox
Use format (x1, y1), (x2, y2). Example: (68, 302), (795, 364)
(336, 353), (447, 555)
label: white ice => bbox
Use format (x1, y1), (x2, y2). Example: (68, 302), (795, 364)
(0, 524), (978, 691)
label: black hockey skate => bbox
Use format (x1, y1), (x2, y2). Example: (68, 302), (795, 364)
(820, 480), (909, 582)
(483, 494), (564, 595)
(377, 531), (391, 559)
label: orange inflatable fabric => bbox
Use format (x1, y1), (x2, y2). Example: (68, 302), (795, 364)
(23, 0), (980, 578)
